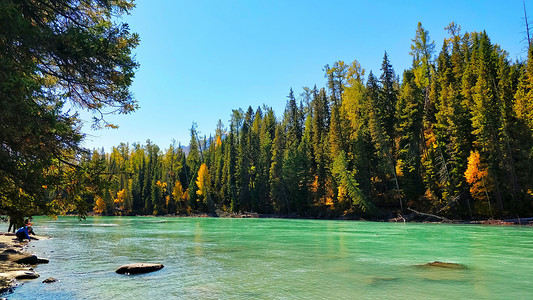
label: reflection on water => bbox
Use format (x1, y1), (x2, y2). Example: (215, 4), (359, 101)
(8, 217), (533, 299)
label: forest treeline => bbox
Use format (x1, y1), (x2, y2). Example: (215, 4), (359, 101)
(62, 23), (533, 219)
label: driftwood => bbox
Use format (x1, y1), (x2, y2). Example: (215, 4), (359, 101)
(407, 208), (453, 223)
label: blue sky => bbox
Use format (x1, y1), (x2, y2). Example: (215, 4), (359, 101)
(82, 0), (533, 151)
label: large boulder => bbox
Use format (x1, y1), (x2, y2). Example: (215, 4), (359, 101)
(115, 263), (164, 275)
(0, 270), (40, 280)
(0, 250), (49, 265)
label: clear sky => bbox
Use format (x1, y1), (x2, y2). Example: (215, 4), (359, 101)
(81, 0), (533, 151)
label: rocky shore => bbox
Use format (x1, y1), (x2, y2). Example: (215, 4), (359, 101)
(0, 233), (49, 295)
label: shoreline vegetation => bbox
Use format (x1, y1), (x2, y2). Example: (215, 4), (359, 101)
(88, 211), (533, 226)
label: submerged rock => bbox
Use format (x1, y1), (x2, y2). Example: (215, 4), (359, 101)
(115, 263), (164, 275)
(422, 261), (466, 269)
(366, 276), (399, 285)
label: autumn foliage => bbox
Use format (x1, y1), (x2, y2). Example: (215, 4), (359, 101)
(465, 151), (493, 214)
(196, 164), (211, 199)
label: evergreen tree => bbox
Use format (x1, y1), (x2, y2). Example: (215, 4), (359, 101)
(270, 124), (288, 214)
(341, 60), (374, 204)
(366, 72), (402, 209)
(223, 125), (237, 212)
(0, 0), (139, 220)
(258, 107), (276, 212)
(396, 70), (425, 207)
(378, 52), (398, 144)
(311, 87), (330, 205)
(236, 107), (253, 212)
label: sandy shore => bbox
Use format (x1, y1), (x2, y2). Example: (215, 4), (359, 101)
(0, 232), (49, 296)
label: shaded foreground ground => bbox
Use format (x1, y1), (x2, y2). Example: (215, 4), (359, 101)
(0, 233), (48, 295)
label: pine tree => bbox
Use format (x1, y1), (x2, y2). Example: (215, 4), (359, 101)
(515, 47), (533, 136)
(258, 107), (276, 212)
(410, 22), (436, 90)
(223, 125), (238, 212)
(470, 32), (504, 211)
(249, 108), (262, 211)
(235, 107), (253, 212)
(311, 87), (330, 205)
(396, 70), (425, 207)
(366, 72), (402, 209)
(332, 151), (372, 214)
(378, 52), (398, 144)
(340, 59), (374, 203)
(270, 124), (288, 214)
(186, 124), (201, 209)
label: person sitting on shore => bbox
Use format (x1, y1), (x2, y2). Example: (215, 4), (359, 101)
(15, 225), (32, 242)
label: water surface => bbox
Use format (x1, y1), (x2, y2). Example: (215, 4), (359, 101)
(9, 217), (533, 299)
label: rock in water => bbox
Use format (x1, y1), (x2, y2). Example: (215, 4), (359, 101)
(115, 263), (164, 275)
(423, 261), (466, 269)
(36, 258), (49, 264)
(42, 277), (57, 283)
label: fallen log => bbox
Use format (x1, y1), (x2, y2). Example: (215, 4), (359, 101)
(407, 208), (453, 223)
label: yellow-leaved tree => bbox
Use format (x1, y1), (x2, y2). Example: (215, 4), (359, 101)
(464, 151), (493, 216)
(94, 196), (106, 214)
(114, 189), (126, 207)
(196, 163), (211, 201)
(196, 163), (215, 212)
(172, 181), (183, 212)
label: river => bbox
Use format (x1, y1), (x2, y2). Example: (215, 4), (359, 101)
(8, 216), (533, 299)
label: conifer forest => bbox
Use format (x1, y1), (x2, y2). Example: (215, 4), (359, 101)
(83, 23), (533, 220)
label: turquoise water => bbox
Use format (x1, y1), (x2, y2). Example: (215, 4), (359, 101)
(8, 217), (533, 299)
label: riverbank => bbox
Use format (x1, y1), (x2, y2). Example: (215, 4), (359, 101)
(0, 233), (48, 296)
(101, 210), (533, 226)
(177, 208), (533, 225)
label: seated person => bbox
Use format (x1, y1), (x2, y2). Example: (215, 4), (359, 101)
(15, 225), (32, 242)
